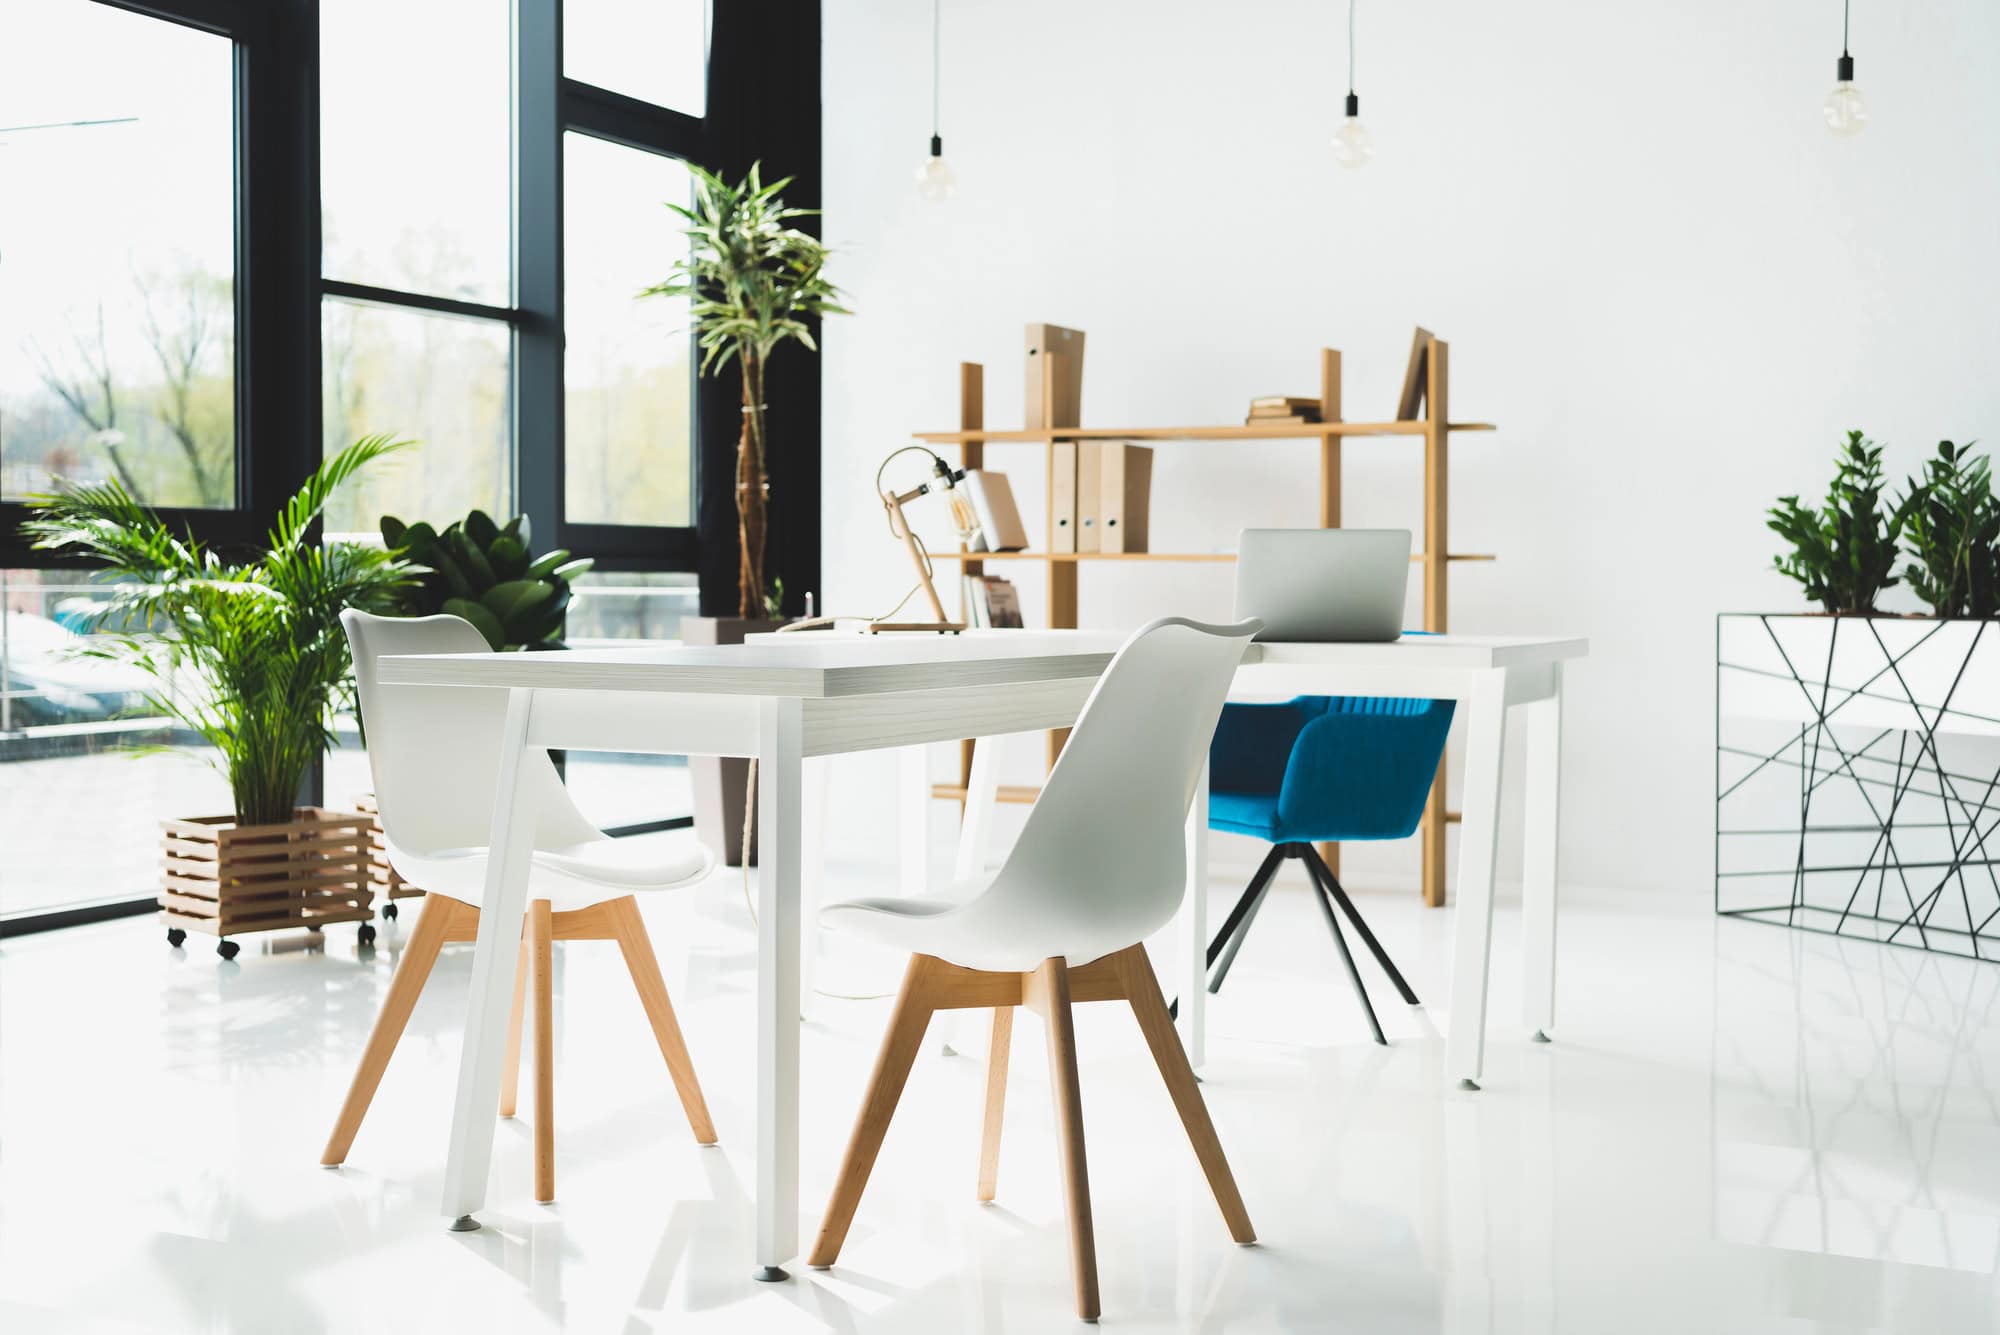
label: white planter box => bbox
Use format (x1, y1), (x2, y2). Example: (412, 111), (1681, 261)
(1716, 612), (2000, 960)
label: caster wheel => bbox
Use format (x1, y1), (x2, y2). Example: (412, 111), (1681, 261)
(383, 902), (399, 921)
(217, 940), (241, 961)
(358, 923), (378, 947)
(167, 928), (187, 948)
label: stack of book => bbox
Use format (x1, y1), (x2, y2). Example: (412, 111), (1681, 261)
(961, 575), (1024, 628)
(1245, 395), (1322, 425)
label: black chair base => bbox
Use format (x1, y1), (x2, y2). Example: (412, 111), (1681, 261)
(1174, 842), (1417, 1045)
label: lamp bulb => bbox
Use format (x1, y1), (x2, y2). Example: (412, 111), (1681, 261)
(916, 135), (955, 202)
(1332, 115), (1373, 169)
(1823, 80), (1867, 135)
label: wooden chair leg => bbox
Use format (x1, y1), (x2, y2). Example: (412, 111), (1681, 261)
(809, 956), (939, 1268)
(606, 895), (717, 1144)
(320, 894), (458, 1164)
(977, 1006), (1014, 1202)
(1109, 945), (1256, 1244)
(530, 898), (555, 1203)
(1030, 957), (1100, 1323)
(499, 939), (528, 1118)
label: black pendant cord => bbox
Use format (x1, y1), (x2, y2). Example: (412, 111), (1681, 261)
(1346, 0), (1358, 111)
(1842, 0), (1851, 56)
(930, 0), (943, 151)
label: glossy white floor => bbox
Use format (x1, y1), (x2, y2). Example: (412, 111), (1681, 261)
(4, 847), (1999, 1334)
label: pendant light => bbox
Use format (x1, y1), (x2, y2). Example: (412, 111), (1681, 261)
(1823, 0), (1867, 135)
(1331, 0), (1374, 168)
(915, 0), (956, 201)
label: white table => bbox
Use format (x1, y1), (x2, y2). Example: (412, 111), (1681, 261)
(379, 628), (1582, 1278)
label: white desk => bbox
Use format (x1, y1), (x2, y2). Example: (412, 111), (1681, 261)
(379, 628), (1583, 1279)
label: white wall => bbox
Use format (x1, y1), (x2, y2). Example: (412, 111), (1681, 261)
(816, 0), (2000, 894)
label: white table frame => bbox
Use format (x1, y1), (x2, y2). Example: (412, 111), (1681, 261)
(380, 630), (1581, 1279)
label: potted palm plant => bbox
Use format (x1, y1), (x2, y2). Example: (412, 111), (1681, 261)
(643, 162), (846, 863)
(22, 436), (413, 957)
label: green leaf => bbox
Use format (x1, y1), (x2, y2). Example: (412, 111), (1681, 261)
(524, 548), (574, 580)
(487, 534), (529, 581)
(481, 579), (557, 625)
(443, 597), (507, 650)
(380, 515), (407, 548)
(464, 509), (500, 549)
(550, 557), (593, 583)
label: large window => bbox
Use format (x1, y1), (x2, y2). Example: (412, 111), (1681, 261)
(564, 0), (708, 116)
(563, 134), (694, 528)
(1, 0), (821, 933)
(0, 0), (237, 509)
(319, 0), (511, 306)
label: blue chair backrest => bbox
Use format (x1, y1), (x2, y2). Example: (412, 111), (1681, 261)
(1211, 693), (1455, 843)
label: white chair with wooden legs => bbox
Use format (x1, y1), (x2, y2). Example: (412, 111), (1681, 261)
(810, 616), (1262, 1322)
(321, 611), (719, 1201)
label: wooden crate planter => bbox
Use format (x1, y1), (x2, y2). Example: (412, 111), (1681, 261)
(353, 793), (426, 920)
(159, 807), (377, 958)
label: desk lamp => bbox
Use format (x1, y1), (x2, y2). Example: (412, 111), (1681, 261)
(870, 445), (976, 633)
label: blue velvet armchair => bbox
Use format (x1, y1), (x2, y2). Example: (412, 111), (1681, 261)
(1200, 695), (1454, 1043)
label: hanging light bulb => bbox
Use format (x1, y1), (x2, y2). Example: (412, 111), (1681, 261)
(1332, 0), (1373, 168)
(1333, 93), (1374, 168)
(1823, 0), (1868, 135)
(916, 134), (955, 202)
(915, 0), (955, 200)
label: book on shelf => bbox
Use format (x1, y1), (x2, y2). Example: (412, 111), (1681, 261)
(1246, 395), (1322, 424)
(960, 470), (1029, 551)
(960, 574), (1024, 629)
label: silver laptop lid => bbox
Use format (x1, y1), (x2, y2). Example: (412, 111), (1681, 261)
(1232, 529), (1411, 643)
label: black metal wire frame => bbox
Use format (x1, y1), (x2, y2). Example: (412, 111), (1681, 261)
(1715, 614), (2000, 962)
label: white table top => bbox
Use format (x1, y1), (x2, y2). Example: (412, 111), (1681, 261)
(376, 629), (1587, 698)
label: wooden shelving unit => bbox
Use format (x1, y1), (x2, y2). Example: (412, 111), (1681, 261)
(924, 342), (1491, 907)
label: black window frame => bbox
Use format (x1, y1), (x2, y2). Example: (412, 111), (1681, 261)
(0, 0), (822, 934)
(4, 0), (823, 605)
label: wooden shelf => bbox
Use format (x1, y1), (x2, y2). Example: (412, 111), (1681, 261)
(934, 550), (1496, 564)
(916, 421), (1496, 444)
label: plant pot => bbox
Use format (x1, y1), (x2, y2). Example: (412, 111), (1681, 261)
(159, 807), (376, 953)
(683, 615), (789, 865)
(1716, 612), (2000, 959)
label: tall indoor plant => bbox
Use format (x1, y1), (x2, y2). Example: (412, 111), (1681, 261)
(22, 436), (412, 954)
(643, 161), (847, 619)
(644, 163), (845, 863)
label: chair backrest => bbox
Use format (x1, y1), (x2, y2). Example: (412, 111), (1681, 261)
(974, 616), (1260, 958)
(340, 610), (601, 856)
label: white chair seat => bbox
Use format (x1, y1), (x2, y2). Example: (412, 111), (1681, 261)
(392, 834), (713, 912)
(822, 871), (1172, 974)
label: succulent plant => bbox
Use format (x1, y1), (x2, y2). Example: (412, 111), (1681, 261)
(1768, 431), (1907, 615)
(1899, 440), (2000, 620)
(379, 509), (591, 650)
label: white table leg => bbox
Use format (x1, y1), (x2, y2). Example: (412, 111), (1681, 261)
(898, 745), (930, 898)
(1177, 760), (1210, 1067)
(1520, 664), (1563, 1042)
(755, 699), (804, 1281)
(442, 688), (540, 1229)
(1446, 670), (1509, 1090)
(800, 756), (830, 1020)
(953, 737), (1000, 882)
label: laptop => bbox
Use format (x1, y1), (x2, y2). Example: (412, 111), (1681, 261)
(1232, 529), (1411, 642)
